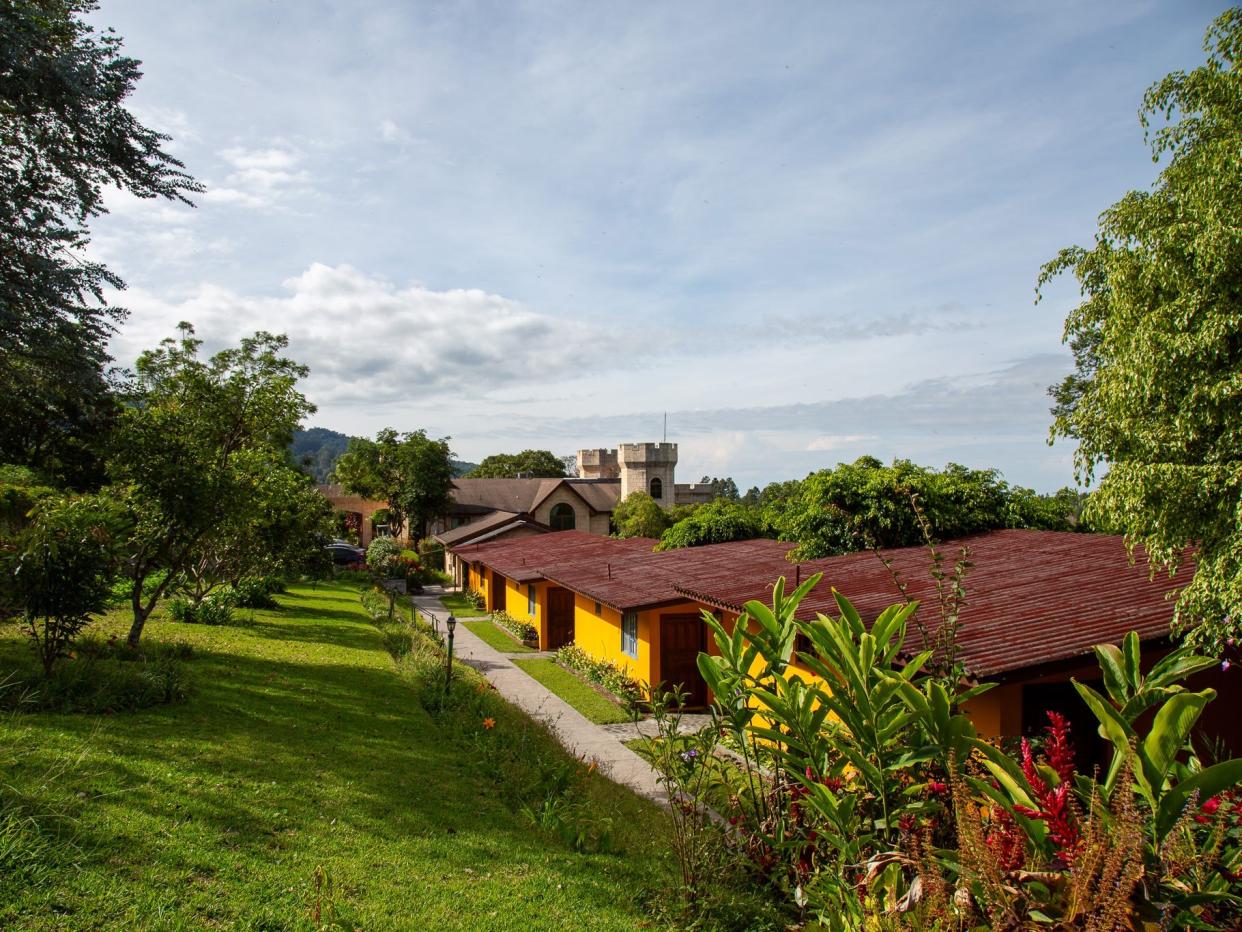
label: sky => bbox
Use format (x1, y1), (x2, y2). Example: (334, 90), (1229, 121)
(90, 0), (1225, 492)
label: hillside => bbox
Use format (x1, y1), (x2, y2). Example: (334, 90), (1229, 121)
(291, 427), (478, 482)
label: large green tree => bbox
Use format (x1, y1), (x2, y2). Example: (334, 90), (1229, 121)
(332, 429), (455, 539)
(656, 499), (771, 551)
(1041, 9), (1242, 651)
(778, 458), (1076, 560)
(1, 0), (200, 486)
(109, 325), (314, 647)
(468, 449), (566, 479)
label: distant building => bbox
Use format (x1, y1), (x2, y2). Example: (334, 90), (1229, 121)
(317, 440), (718, 553)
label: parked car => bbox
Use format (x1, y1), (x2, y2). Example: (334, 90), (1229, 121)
(326, 542), (365, 565)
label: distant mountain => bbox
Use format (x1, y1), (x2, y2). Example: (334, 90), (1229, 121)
(291, 427), (478, 483)
(291, 427), (353, 483)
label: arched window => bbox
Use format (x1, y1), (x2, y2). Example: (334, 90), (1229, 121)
(550, 503), (576, 531)
(650, 477), (663, 500)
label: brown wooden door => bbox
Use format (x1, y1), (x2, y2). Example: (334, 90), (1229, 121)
(492, 573), (507, 612)
(547, 587), (575, 649)
(659, 614), (707, 707)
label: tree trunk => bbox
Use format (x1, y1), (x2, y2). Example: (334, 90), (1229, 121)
(127, 581), (152, 649)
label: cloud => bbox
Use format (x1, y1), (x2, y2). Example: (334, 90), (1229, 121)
(202, 144), (312, 209)
(109, 263), (599, 404)
(378, 119), (412, 144)
(807, 434), (877, 451)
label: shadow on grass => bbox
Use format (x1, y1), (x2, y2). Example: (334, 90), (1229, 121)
(0, 582), (671, 926)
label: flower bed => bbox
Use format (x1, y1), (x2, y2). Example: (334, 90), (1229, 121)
(491, 610), (538, 646)
(554, 643), (643, 704)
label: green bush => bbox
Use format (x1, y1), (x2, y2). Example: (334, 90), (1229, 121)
(491, 611), (537, 642)
(228, 576), (281, 609)
(464, 588), (485, 611)
(555, 644), (643, 704)
(167, 590), (237, 626)
(365, 537), (403, 576)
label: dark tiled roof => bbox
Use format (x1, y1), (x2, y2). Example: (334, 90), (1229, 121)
(450, 478), (621, 515)
(674, 530), (1187, 678)
(433, 511), (550, 547)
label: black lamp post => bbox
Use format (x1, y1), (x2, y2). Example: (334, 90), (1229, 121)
(444, 614), (457, 694)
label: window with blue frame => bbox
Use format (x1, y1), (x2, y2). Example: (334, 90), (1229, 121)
(528, 584), (535, 617)
(622, 611), (638, 658)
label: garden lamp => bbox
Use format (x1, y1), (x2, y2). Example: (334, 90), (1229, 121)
(445, 614), (457, 694)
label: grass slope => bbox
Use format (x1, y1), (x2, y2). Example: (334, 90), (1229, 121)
(463, 619), (535, 654)
(437, 591), (488, 619)
(513, 659), (631, 725)
(0, 582), (671, 929)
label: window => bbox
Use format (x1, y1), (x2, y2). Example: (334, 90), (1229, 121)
(622, 611), (638, 658)
(528, 584), (536, 617)
(549, 502), (576, 531)
(594, 601), (601, 615)
(650, 476), (663, 500)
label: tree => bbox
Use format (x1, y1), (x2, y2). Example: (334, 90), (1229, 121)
(179, 452), (334, 604)
(611, 491), (673, 539)
(1, 1), (200, 486)
(109, 324), (314, 647)
(468, 449), (566, 479)
(656, 500), (771, 551)
(3, 493), (124, 676)
(698, 476), (740, 501)
(776, 457), (1079, 560)
(332, 429), (454, 539)
(1041, 9), (1242, 651)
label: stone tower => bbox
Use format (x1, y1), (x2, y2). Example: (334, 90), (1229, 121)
(576, 448), (620, 479)
(619, 442), (678, 507)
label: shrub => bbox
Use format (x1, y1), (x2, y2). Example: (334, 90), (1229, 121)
(555, 643), (643, 704)
(3, 494), (125, 676)
(491, 611), (537, 643)
(228, 576), (281, 609)
(167, 590), (237, 626)
(464, 588), (485, 611)
(365, 537), (403, 577)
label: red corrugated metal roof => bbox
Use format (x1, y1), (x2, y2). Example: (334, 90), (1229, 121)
(674, 530), (1188, 677)
(452, 528), (1191, 678)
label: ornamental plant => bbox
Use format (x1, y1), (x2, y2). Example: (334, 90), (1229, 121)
(674, 575), (1242, 929)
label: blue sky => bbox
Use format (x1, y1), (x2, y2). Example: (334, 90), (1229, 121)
(91, 0), (1223, 491)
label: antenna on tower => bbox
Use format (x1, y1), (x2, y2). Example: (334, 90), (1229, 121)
(663, 412), (667, 443)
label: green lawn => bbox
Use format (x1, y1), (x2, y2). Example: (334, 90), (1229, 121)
(437, 590), (488, 618)
(0, 581), (673, 929)
(464, 619), (536, 654)
(513, 659), (632, 725)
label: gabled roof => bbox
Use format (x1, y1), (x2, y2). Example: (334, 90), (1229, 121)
(449, 477), (621, 516)
(433, 511), (551, 547)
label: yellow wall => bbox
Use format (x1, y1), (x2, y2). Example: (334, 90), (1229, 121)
(962, 684), (1022, 740)
(571, 594), (654, 684)
(504, 577), (540, 629)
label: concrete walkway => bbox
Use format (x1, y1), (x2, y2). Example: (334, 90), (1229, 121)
(409, 588), (669, 806)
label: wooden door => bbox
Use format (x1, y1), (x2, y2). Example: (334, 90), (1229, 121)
(659, 614), (707, 707)
(547, 587), (575, 650)
(492, 572), (506, 613)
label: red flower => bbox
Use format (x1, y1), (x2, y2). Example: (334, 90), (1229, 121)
(1012, 712), (1084, 868)
(927, 780), (949, 796)
(985, 805), (1026, 872)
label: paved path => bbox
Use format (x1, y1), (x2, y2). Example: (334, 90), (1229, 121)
(410, 588), (670, 806)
